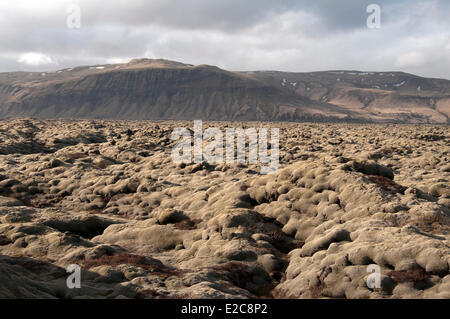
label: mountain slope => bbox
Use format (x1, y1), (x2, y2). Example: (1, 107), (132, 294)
(0, 59), (357, 122)
(0, 59), (449, 123)
(246, 70), (450, 123)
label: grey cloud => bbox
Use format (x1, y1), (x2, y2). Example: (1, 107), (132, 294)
(0, 0), (448, 79)
(78, 0), (432, 32)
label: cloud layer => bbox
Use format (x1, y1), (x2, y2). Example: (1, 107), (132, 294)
(0, 0), (449, 79)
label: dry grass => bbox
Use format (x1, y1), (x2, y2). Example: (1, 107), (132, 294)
(173, 219), (202, 230)
(309, 283), (326, 298)
(411, 214), (450, 227)
(366, 175), (406, 194)
(410, 213), (450, 233)
(388, 269), (431, 284)
(82, 253), (181, 277)
(65, 152), (88, 159)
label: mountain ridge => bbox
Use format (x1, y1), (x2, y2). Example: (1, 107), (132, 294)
(0, 58), (449, 123)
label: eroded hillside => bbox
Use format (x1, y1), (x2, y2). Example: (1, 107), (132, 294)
(1, 59), (449, 123)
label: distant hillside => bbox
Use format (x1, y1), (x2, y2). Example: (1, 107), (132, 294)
(246, 70), (450, 123)
(0, 58), (449, 123)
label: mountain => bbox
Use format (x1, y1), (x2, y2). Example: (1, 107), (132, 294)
(246, 70), (450, 123)
(0, 58), (449, 123)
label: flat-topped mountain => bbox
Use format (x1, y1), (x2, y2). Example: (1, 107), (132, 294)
(0, 58), (449, 123)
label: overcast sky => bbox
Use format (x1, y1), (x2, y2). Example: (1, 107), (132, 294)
(1, 0), (449, 79)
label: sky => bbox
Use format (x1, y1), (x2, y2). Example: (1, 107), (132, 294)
(0, 0), (449, 79)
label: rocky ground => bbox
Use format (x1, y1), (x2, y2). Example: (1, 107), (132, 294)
(0, 118), (448, 299)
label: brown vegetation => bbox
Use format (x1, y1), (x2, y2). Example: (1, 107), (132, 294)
(388, 269), (431, 284)
(366, 175), (406, 194)
(82, 253), (182, 277)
